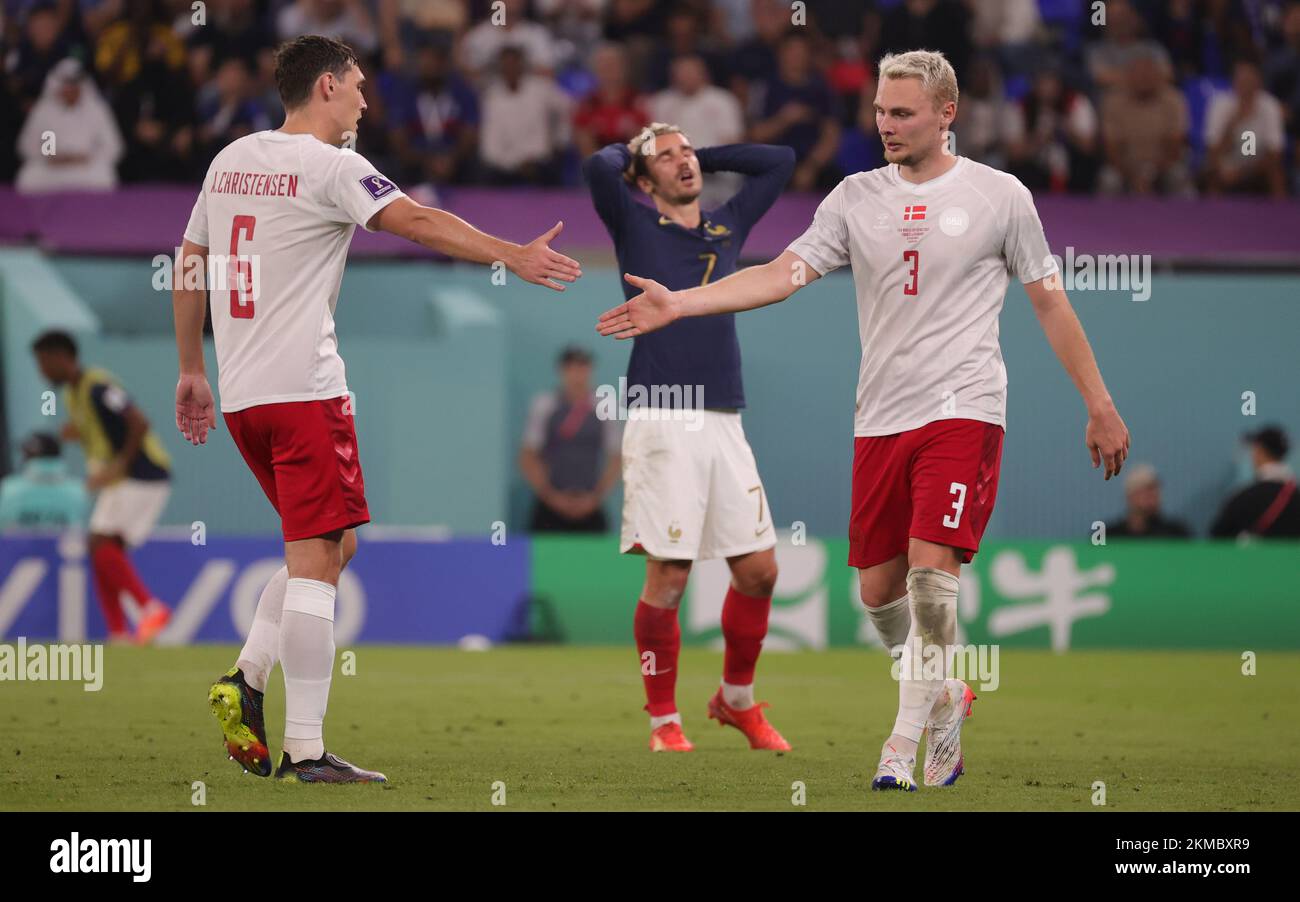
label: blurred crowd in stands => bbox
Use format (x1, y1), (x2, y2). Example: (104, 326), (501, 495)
(3, 0), (1299, 197)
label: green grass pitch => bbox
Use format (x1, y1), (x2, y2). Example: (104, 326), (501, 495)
(3, 645), (1297, 811)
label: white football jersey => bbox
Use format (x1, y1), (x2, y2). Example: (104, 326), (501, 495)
(787, 157), (1057, 437)
(183, 131), (406, 412)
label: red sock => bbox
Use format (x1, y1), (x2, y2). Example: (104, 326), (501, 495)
(90, 544), (128, 635)
(634, 600), (680, 717)
(93, 541), (155, 607)
(721, 586), (772, 686)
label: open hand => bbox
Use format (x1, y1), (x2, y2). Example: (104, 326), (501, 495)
(176, 373), (217, 445)
(509, 221), (582, 291)
(596, 274), (681, 339)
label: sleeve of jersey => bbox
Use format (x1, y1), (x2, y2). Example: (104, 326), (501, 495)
(1004, 183), (1059, 284)
(785, 182), (850, 277)
(90, 383), (132, 436)
(582, 143), (635, 238)
(322, 150), (408, 232)
(706, 144), (796, 233)
(183, 188), (208, 246)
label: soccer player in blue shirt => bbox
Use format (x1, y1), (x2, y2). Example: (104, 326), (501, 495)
(583, 124), (795, 752)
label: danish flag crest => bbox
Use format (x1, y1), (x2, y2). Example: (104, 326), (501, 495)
(903, 205), (927, 221)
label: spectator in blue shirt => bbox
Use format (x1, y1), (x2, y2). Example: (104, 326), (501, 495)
(748, 32), (841, 190)
(383, 42), (480, 186)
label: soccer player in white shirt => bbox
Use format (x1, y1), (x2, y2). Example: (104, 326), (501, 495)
(173, 36), (581, 784)
(596, 50), (1130, 792)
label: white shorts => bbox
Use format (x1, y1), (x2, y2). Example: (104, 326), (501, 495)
(620, 410), (776, 561)
(89, 479), (171, 547)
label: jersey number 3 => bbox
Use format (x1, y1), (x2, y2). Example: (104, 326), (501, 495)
(903, 249), (919, 296)
(943, 481), (967, 528)
(229, 215), (256, 319)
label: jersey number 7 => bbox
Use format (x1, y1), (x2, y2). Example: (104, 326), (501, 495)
(229, 214), (256, 319)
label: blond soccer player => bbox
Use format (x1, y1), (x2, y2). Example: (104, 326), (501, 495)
(597, 50), (1130, 791)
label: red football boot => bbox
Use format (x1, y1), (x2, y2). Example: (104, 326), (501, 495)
(707, 689), (792, 751)
(649, 721), (695, 752)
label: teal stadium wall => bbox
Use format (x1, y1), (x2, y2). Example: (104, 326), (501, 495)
(2, 247), (1296, 538)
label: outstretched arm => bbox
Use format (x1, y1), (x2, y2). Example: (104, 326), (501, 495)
(372, 197), (582, 291)
(597, 249), (816, 338)
(1025, 277), (1130, 479)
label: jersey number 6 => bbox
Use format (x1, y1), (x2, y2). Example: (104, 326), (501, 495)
(229, 214), (256, 319)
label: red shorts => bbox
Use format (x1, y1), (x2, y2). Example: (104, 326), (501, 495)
(223, 396), (370, 542)
(849, 418), (1004, 569)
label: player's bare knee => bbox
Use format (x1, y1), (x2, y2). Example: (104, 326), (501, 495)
(286, 530), (346, 585)
(907, 538), (961, 574)
(656, 575), (690, 609)
(858, 578), (907, 609)
(857, 558), (908, 608)
(732, 558), (777, 598)
(644, 560), (691, 608)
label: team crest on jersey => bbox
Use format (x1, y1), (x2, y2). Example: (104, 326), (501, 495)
(898, 206), (931, 244)
(360, 174), (398, 200)
(703, 221), (731, 237)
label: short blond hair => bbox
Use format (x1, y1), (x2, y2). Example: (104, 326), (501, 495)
(627, 122), (686, 182)
(878, 49), (959, 109)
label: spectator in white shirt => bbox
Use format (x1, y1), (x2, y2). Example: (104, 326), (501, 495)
(1204, 59), (1287, 198)
(460, 0), (558, 79)
(479, 46), (571, 184)
(649, 55), (744, 206)
(16, 58), (124, 193)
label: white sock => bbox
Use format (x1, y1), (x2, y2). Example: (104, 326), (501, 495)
(866, 593), (911, 655)
(649, 712), (682, 730)
(279, 578), (336, 763)
(236, 565), (288, 693)
(721, 680), (755, 710)
(890, 567), (958, 745)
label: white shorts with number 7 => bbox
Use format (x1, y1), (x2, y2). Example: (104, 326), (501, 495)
(620, 410), (776, 561)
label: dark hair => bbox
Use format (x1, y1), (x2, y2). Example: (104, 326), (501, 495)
(21, 432), (61, 461)
(558, 346), (593, 366)
(274, 35), (359, 111)
(1247, 425), (1290, 461)
(31, 329), (77, 357)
